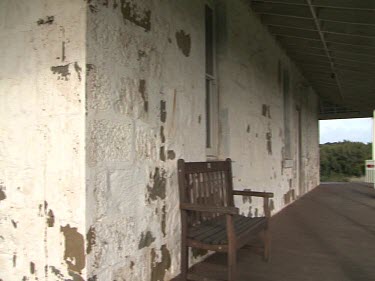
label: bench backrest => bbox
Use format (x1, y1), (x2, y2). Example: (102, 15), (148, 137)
(177, 159), (234, 226)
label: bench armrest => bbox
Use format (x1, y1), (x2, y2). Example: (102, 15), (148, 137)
(180, 203), (239, 215)
(233, 190), (274, 198)
(233, 190), (273, 218)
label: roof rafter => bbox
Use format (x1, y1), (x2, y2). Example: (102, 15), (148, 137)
(250, 0), (375, 118)
(287, 50), (375, 65)
(252, 3), (375, 26)
(267, 23), (375, 39)
(252, 0), (375, 11)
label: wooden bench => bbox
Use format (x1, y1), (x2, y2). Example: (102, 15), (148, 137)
(177, 159), (274, 281)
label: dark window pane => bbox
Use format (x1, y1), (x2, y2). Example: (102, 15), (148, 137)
(206, 79), (211, 148)
(283, 69), (291, 157)
(205, 5), (214, 75)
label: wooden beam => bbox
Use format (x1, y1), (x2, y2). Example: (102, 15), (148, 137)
(319, 8), (375, 25)
(276, 35), (325, 48)
(284, 43), (375, 58)
(292, 55), (330, 66)
(265, 21), (375, 40)
(252, 2), (314, 18)
(294, 59), (331, 67)
(334, 58), (375, 67)
(331, 50), (375, 60)
(337, 69), (375, 78)
(268, 25), (320, 39)
(288, 50), (375, 65)
(313, 0), (375, 10)
(335, 63), (375, 74)
(303, 74), (336, 83)
(328, 40), (375, 49)
(325, 33), (375, 48)
(298, 63), (333, 72)
(287, 47), (327, 56)
(252, 0), (375, 11)
(303, 72), (335, 80)
(303, 70), (339, 76)
(306, 72), (374, 84)
(252, 0), (308, 7)
(311, 80), (338, 86)
(272, 33), (321, 42)
(312, 83), (339, 89)
(287, 50), (329, 59)
(277, 35), (375, 50)
(252, 2), (375, 25)
(321, 21), (375, 38)
(261, 14), (315, 30)
(306, 0), (344, 99)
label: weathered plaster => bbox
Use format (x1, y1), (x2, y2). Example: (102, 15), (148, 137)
(1, 0), (319, 280)
(85, 1), (319, 280)
(85, 1), (206, 280)
(216, 0), (319, 216)
(0, 0), (86, 280)
(175, 30), (191, 57)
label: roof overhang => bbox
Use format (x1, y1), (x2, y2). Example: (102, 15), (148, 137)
(249, 0), (375, 119)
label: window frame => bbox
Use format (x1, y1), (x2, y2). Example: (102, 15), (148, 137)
(282, 65), (292, 161)
(205, 3), (219, 159)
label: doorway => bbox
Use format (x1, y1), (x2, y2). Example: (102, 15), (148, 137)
(296, 107), (304, 196)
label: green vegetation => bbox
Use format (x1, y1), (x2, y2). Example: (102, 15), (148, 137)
(320, 141), (372, 182)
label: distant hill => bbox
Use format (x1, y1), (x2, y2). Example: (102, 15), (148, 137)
(320, 141), (372, 182)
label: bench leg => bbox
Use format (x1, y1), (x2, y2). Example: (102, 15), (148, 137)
(181, 243), (189, 281)
(228, 244), (237, 281)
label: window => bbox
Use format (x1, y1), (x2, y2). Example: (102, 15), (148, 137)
(283, 67), (292, 160)
(205, 4), (218, 157)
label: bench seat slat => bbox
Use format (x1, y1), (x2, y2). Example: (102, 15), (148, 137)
(191, 216), (243, 241)
(188, 215), (266, 245)
(207, 217), (265, 245)
(210, 217), (265, 245)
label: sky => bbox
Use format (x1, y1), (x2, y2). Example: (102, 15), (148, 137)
(319, 118), (373, 144)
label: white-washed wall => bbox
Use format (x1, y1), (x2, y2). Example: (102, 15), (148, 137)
(216, 0), (320, 216)
(85, 0), (319, 280)
(85, 1), (207, 280)
(0, 0), (319, 280)
(0, 0), (86, 280)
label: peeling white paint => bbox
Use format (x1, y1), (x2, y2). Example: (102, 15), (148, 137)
(1, 0), (319, 280)
(0, 0), (86, 280)
(85, 1), (319, 280)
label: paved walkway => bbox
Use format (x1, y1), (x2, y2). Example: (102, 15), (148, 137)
(186, 183), (375, 281)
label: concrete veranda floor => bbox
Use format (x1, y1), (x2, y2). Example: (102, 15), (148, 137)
(178, 182), (375, 281)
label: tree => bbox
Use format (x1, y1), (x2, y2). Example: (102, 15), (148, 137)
(320, 141), (372, 182)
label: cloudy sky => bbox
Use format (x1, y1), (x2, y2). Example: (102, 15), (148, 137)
(319, 118), (373, 144)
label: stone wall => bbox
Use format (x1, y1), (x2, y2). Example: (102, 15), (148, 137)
(0, 0), (320, 280)
(85, 0), (319, 280)
(0, 0), (86, 280)
(216, 1), (320, 216)
(85, 1), (207, 280)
